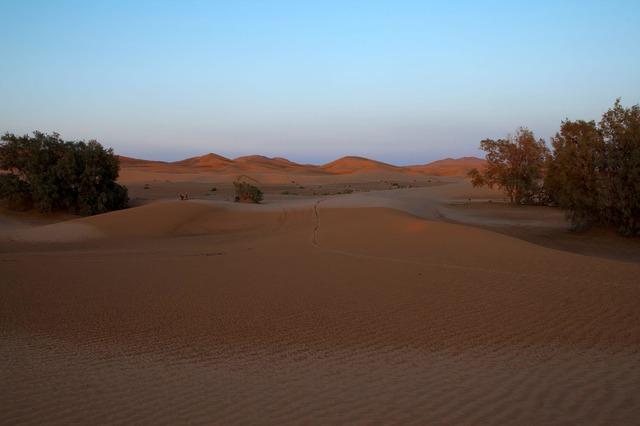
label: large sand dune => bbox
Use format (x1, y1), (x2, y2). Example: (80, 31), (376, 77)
(407, 156), (487, 176)
(118, 153), (485, 180)
(2, 165), (640, 425)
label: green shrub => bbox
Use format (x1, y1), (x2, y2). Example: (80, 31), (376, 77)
(546, 100), (640, 235)
(545, 120), (607, 230)
(468, 128), (550, 204)
(233, 180), (263, 203)
(0, 132), (128, 215)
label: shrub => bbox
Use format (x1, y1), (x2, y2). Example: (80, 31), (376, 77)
(601, 100), (640, 236)
(233, 180), (263, 203)
(546, 100), (640, 235)
(0, 132), (128, 215)
(468, 128), (550, 204)
(545, 120), (607, 230)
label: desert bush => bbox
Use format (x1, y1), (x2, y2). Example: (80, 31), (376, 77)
(545, 120), (607, 230)
(468, 128), (549, 204)
(0, 132), (128, 215)
(233, 180), (263, 203)
(546, 100), (640, 235)
(601, 100), (640, 236)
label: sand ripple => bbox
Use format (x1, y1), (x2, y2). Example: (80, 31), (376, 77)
(2, 204), (640, 424)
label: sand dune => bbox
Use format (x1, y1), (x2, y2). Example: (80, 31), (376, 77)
(408, 156), (486, 176)
(172, 153), (234, 169)
(2, 170), (639, 425)
(234, 155), (317, 172)
(117, 155), (168, 167)
(320, 155), (401, 174)
(117, 153), (484, 178)
(2, 194), (640, 424)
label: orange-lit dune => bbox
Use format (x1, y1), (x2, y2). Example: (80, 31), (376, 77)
(320, 155), (402, 174)
(172, 152), (234, 169)
(117, 153), (485, 179)
(408, 156), (486, 176)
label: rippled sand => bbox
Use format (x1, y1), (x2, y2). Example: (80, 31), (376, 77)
(2, 197), (640, 424)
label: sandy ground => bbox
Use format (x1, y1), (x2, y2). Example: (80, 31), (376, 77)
(2, 169), (640, 425)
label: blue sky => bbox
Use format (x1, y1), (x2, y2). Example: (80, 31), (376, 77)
(1, 0), (639, 164)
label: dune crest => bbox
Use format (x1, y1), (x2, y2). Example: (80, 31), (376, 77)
(172, 153), (234, 169)
(320, 156), (401, 174)
(118, 153), (485, 177)
(407, 156), (487, 176)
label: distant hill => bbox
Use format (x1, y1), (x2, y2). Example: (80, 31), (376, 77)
(172, 153), (234, 169)
(408, 157), (486, 176)
(117, 156), (167, 167)
(118, 153), (484, 177)
(321, 156), (401, 174)
(233, 155), (318, 173)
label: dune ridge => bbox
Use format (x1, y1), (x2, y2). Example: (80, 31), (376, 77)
(118, 154), (485, 177)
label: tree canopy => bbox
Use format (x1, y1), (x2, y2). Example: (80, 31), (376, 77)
(470, 100), (640, 236)
(468, 128), (549, 204)
(545, 100), (640, 235)
(0, 132), (128, 215)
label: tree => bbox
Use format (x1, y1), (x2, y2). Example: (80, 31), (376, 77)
(600, 100), (640, 236)
(545, 120), (607, 230)
(545, 100), (640, 236)
(0, 132), (129, 215)
(468, 128), (549, 204)
(0, 174), (32, 210)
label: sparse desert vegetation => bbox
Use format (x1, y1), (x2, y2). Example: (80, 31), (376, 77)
(0, 132), (128, 215)
(468, 127), (548, 205)
(546, 100), (640, 235)
(233, 179), (263, 203)
(469, 100), (640, 236)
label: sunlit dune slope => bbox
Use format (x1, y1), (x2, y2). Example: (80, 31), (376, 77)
(408, 156), (486, 176)
(117, 153), (485, 177)
(172, 153), (234, 169)
(320, 156), (402, 174)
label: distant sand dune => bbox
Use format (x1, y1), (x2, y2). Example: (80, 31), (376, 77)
(117, 153), (485, 178)
(320, 156), (402, 174)
(407, 156), (487, 176)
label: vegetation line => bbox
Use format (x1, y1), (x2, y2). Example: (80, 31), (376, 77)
(468, 100), (639, 236)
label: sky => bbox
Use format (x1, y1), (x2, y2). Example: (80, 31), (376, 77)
(1, 0), (639, 164)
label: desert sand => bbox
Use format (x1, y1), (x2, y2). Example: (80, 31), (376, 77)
(2, 156), (640, 425)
